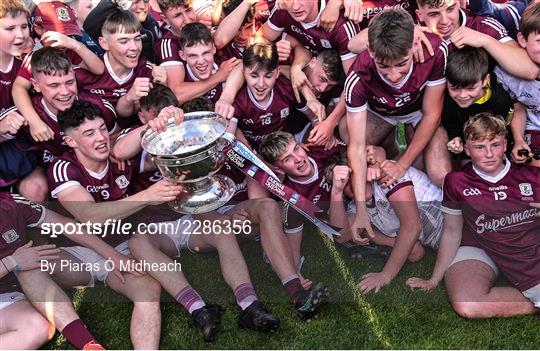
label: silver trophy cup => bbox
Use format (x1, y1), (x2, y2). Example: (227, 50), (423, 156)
(141, 111), (236, 214)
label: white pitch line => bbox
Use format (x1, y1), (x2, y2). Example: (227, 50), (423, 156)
(320, 233), (393, 348)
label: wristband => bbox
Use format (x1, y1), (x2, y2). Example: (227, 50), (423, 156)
(4, 256), (20, 273)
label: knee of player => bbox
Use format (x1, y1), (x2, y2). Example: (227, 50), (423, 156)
(131, 275), (162, 300)
(407, 242), (425, 263)
(255, 198), (281, 216)
(18, 177), (49, 203)
(128, 234), (153, 254)
(23, 312), (54, 348)
(427, 168), (449, 188)
(450, 301), (486, 320)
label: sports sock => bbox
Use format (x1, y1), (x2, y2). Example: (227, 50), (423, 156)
(61, 319), (98, 349)
(175, 285), (206, 314)
(282, 274), (303, 303)
(234, 282), (258, 310)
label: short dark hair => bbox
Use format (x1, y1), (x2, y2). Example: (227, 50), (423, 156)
(520, 2), (540, 40)
(140, 84), (180, 113)
(243, 43), (278, 72)
(368, 8), (414, 63)
(31, 47), (72, 77)
(157, 0), (191, 13)
(58, 100), (103, 132)
(317, 50), (345, 83)
(179, 22), (213, 49)
(222, 0), (253, 25)
(182, 97), (215, 113)
(446, 46), (489, 88)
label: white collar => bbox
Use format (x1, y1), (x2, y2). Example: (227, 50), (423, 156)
(0, 57), (14, 73)
(301, 0), (326, 29)
(377, 61), (414, 89)
(472, 156), (511, 183)
(186, 62), (218, 81)
(104, 53), (134, 85)
(247, 86), (274, 110)
(41, 98), (58, 122)
(86, 161), (109, 180)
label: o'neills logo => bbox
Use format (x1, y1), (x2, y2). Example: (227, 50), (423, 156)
(226, 149), (244, 168)
(475, 209), (538, 234)
(265, 177), (285, 197)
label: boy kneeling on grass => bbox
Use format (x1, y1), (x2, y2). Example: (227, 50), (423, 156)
(407, 113), (540, 318)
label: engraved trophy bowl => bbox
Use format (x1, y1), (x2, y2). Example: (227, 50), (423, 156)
(141, 111), (236, 214)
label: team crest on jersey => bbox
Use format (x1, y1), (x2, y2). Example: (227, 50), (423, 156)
(519, 183), (533, 196)
(115, 175), (130, 189)
(56, 7), (71, 21)
(280, 107), (289, 119)
(2, 229), (19, 244)
(320, 39), (332, 48)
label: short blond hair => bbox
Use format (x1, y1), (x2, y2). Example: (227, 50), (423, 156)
(0, 0), (29, 20)
(463, 113), (507, 141)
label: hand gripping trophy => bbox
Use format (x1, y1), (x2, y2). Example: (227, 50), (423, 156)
(141, 108), (236, 214)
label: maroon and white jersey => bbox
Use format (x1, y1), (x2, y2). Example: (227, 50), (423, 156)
(0, 193), (45, 294)
(345, 33), (447, 117)
(233, 75), (302, 149)
(254, 0), (276, 28)
(360, 0), (417, 28)
(266, 1), (359, 61)
(216, 42), (245, 62)
(155, 25), (183, 67)
(17, 94), (117, 166)
(442, 161), (540, 291)
(0, 57), (22, 118)
(75, 53), (153, 106)
(445, 9), (512, 47)
(184, 62), (223, 103)
(47, 152), (137, 246)
(282, 144), (346, 233)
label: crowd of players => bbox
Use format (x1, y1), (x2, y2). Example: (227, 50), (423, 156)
(0, 0), (538, 348)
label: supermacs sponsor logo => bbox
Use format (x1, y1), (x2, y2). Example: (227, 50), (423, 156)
(226, 149), (245, 168)
(265, 176), (285, 196)
(474, 209), (538, 234)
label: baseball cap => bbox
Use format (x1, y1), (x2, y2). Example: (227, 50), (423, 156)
(33, 2), (82, 36)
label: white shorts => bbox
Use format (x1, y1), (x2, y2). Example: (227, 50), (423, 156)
(449, 246), (499, 275)
(157, 214), (193, 255)
(522, 283), (540, 308)
(0, 291), (25, 310)
(368, 108), (423, 128)
(60, 240), (130, 287)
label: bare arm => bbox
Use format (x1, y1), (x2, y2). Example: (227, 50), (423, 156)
(347, 109), (374, 241)
(56, 180), (180, 224)
(111, 125), (147, 160)
(407, 213), (463, 290)
(510, 101), (531, 163)
(450, 27), (539, 80)
(347, 28), (368, 54)
(12, 77), (54, 142)
(213, 0), (253, 49)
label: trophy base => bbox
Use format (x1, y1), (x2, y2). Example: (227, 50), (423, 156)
(168, 174), (236, 214)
